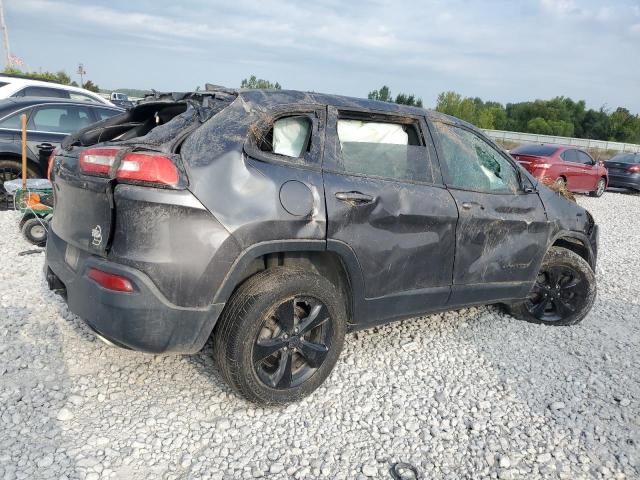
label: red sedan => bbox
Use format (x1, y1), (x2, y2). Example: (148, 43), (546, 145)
(510, 144), (608, 197)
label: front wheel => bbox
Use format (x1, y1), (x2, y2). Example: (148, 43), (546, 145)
(506, 247), (596, 326)
(214, 267), (346, 405)
(589, 178), (606, 197)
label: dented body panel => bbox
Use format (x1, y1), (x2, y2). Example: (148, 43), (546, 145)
(45, 88), (599, 354)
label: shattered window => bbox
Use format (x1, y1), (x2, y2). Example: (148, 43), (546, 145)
(272, 116), (311, 157)
(336, 119), (434, 183)
(434, 122), (520, 193)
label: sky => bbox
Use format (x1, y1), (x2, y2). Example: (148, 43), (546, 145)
(4, 0), (640, 113)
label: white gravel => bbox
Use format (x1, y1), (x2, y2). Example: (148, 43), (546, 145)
(1, 190), (639, 479)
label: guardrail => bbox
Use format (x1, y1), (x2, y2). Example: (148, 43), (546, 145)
(483, 129), (640, 153)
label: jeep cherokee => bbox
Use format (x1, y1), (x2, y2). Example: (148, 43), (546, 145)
(45, 87), (598, 404)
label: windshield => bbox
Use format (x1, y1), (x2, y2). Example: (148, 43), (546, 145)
(608, 153), (640, 164)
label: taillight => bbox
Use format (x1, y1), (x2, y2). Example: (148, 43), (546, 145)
(628, 165), (640, 173)
(79, 148), (179, 186)
(87, 267), (134, 292)
(47, 147), (58, 180)
(79, 147), (120, 175)
(116, 152), (179, 186)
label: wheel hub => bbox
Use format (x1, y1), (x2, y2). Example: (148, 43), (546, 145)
(253, 296), (332, 389)
(525, 266), (587, 322)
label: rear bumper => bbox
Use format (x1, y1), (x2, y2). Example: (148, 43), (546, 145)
(607, 174), (640, 190)
(45, 228), (224, 354)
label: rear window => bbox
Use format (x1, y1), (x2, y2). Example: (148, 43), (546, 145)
(13, 86), (70, 99)
(336, 119), (435, 183)
(0, 111), (28, 129)
(608, 153), (640, 164)
(511, 144), (558, 156)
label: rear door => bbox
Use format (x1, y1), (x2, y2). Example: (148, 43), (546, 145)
(323, 107), (458, 324)
(27, 104), (94, 173)
(430, 121), (551, 305)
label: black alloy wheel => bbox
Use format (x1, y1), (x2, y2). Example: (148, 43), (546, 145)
(505, 247), (596, 326)
(253, 296), (332, 389)
(214, 267), (346, 404)
(525, 266), (588, 322)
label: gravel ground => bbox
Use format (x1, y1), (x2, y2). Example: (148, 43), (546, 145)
(1, 191), (639, 480)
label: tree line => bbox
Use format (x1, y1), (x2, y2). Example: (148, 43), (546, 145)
(434, 91), (640, 144)
(3, 68), (101, 92)
(6, 69), (638, 144)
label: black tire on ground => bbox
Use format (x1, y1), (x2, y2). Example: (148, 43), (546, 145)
(589, 177), (606, 197)
(19, 213), (36, 230)
(505, 247), (596, 326)
(21, 217), (48, 246)
(214, 267), (347, 405)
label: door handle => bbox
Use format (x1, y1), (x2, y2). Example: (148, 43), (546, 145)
(36, 143), (54, 150)
(461, 201), (485, 210)
(335, 191), (375, 206)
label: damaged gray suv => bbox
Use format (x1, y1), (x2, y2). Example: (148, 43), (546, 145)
(45, 87), (598, 404)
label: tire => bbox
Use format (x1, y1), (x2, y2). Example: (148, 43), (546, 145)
(19, 213), (36, 230)
(214, 267), (347, 405)
(506, 247), (596, 326)
(589, 177), (606, 197)
(554, 177), (566, 188)
(21, 217), (48, 246)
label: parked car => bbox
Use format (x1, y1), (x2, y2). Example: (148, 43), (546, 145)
(0, 74), (114, 106)
(45, 89), (598, 404)
(604, 152), (640, 192)
(110, 92), (134, 109)
(510, 144), (608, 197)
(0, 98), (123, 202)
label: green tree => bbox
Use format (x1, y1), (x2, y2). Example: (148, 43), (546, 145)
(2, 67), (72, 85)
(368, 85), (393, 102)
(394, 93), (423, 107)
(82, 80), (100, 92)
(369, 86), (423, 107)
(240, 75), (282, 89)
(527, 117), (553, 135)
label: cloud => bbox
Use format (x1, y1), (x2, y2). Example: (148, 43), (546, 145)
(6, 0), (640, 112)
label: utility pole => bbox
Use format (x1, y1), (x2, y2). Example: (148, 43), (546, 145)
(0, 0), (11, 69)
(77, 63), (86, 87)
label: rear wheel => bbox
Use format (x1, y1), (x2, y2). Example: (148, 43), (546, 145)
(214, 267), (346, 405)
(506, 247), (596, 326)
(554, 177), (566, 188)
(21, 217), (48, 246)
(589, 177), (606, 197)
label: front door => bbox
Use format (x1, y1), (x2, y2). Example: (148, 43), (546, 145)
(323, 107), (458, 325)
(576, 150), (598, 191)
(430, 120), (552, 305)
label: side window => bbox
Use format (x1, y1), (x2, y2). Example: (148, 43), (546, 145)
(94, 107), (121, 121)
(577, 151), (594, 165)
(69, 91), (99, 103)
(14, 86), (70, 99)
(335, 118), (435, 183)
(28, 106), (93, 133)
(561, 149), (579, 163)
(434, 122), (520, 193)
(256, 115), (312, 158)
(0, 110), (30, 129)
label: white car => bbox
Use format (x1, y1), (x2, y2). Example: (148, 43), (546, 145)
(0, 75), (113, 106)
